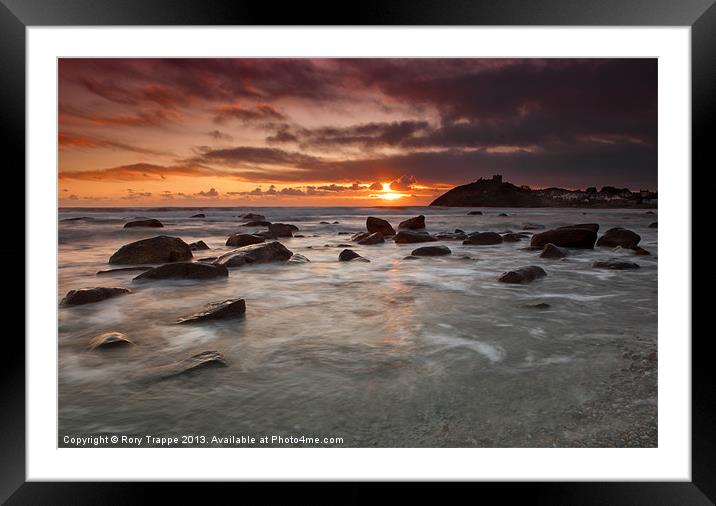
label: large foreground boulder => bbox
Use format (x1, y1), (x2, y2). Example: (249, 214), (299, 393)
(133, 262), (228, 281)
(463, 232), (503, 245)
(411, 245), (451, 256)
(213, 241), (293, 267)
(109, 235), (193, 265)
(497, 266), (547, 284)
(596, 227), (641, 248)
(358, 232), (385, 245)
(592, 259), (640, 270)
(60, 287), (131, 306)
(124, 219), (163, 228)
(395, 230), (437, 244)
(88, 331), (134, 350)
(177, 298), (246, 323)
(226, 233), (265, 247)
(367, 217), (395, 236)
(530, 224), (598, 249)
(398, 215), (426, 229)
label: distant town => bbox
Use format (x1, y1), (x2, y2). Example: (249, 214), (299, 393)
(430, 175), (657, 208)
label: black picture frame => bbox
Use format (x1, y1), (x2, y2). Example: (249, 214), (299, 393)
(3, 0), (710, 502)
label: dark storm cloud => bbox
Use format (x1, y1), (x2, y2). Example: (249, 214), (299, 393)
(59, 58), (657, 189)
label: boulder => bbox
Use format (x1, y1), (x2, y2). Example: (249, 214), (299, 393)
(61, 216), (95, 222)
(339, 249), (369, 262)
(88, 331), (134, 350)
(351, 232), (372, 242)
(525, 302), (551, 309)
(540, 243), (567, 259)
(530, 225), (598, 249)
(124, 219), (163, 228)
(596, 228), (641, 248)
(151, 351), (227, 381)
(467, 211), (483, 215)
(559, 223), (600, 233)
(403, 255), (420, 260)
(395, 230), (437, 244)
(411, 245), (451, 256)
(177, 298), (246, 323)
(523, 223), (546, 230)
(60, 287), (131, 306)
(358, 232), (385, 245)
(133, 262), (228, 281)
(268, 223), (296, 237)
(319, 221), (330, 224)
(497, 266), (547, 284)
(288, 253), (311, 264)
(463, 232), (503, 245)
(366, 217), (395, 236)
(502, 233), (525, 242)
(226, 233), (265, 247)
(242, 220), (271, 227)
(242, 213), (266, 221)
(649, 222), (658, 228)
(498, 213), (509, 217)
(398, 215), (426, 229)
(592, 259), (640, 270)
(190, 213), (205, 218)
(109, 235), (193, 265)
(189, 240), (210, 251)
(332, 221), (340, 224)
(213, 241), (293, 268)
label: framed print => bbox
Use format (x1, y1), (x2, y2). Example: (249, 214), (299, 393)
(4, 0), (712, 502)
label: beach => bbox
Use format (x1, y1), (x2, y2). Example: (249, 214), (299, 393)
(58, 206), (657, 447)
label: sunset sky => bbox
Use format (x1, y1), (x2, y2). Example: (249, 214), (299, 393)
(58, 58), (657, 207)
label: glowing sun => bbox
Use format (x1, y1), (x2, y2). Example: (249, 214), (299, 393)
(379, 182), (404, 201)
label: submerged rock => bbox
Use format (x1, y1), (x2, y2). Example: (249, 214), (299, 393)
(150, 351), (227, 381)
(395, 230), (437, 244)
(596, 227), (641, 248)
(523, 223), (546, 230)
(525, 302), (551, 309)
(88, 331), (134, 350)
(530, 224), (598, 249)
(398, 215), (426, 229)
(498, 213), (509, 217)
(124, 219), (163, 228)
(339, 249), (369, 262)
(242, 220), (271, 227)
(540, 243), (567, 259)
(214, 241), (293, 267)
(109, 235), (193, 265)
(189, 240), (210, 251)
(60, 287), (131, 306)
(411, 245), (451, 256)
(366, 217), (395, 236)
(435, 231), (467, 240)
(467, 211), (483, 215)
(133, 262), (228, 281)
(226, 233), (265, 247)
(463, 232), (503, 245)
(592, 259), (640, 270)
(497, 266), (547, 284)
(649, 222), (658, 228)
(242, 213), (266, 221)
(288, 253), (311, 264)
(96, 266), (152, 275)
(177, 298), (246, 323)
(190, 213), (205, 218)
(358, 232), (385, 245)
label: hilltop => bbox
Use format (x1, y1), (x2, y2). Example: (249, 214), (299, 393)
(429, 175), (657, 208)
